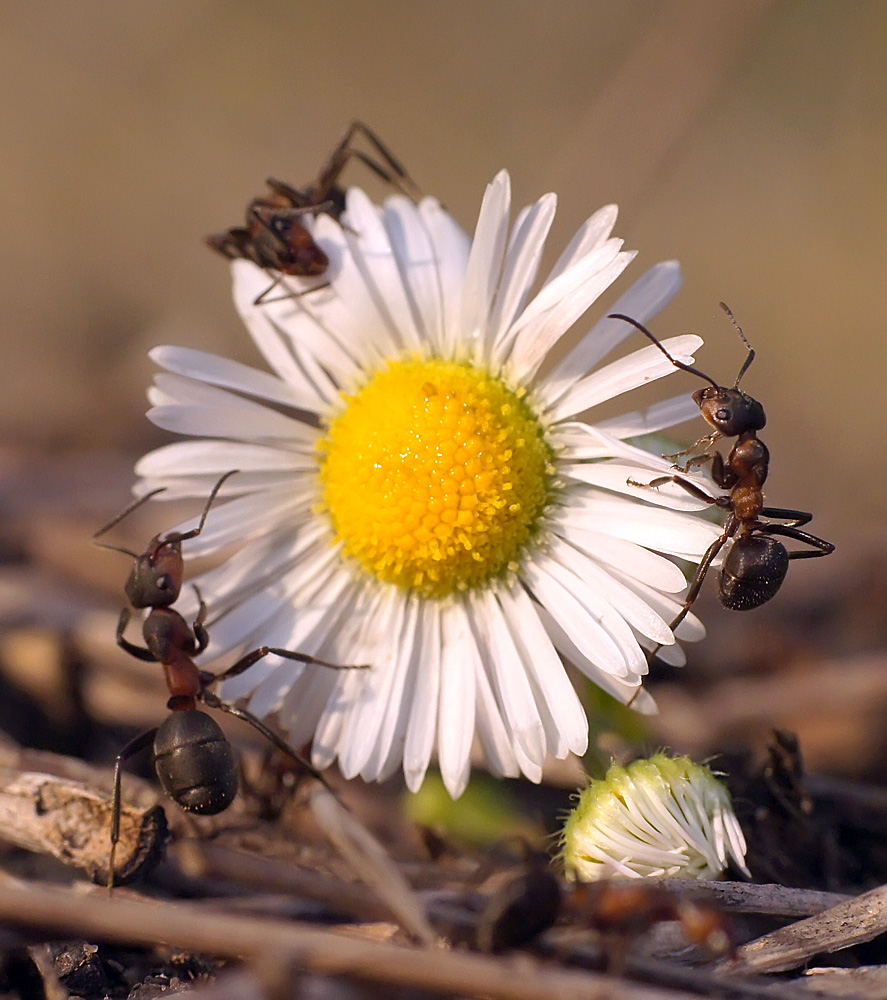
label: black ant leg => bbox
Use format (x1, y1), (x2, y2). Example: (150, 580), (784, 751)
(319, 121), (422, 201)
(201, 692), (325, 784)
(758, 523), (836, 558)
(116, 608), (156, 663)
(109, 727), (158, 888)
(254, 277), (331, 307)
(212, 645), (370, 683)
(663, 523), (736, 637)
(191, 587), (209, 654)
(758, 507), (813, 527)
(627, 474), (726, 508)
(664, 431), (722, 465)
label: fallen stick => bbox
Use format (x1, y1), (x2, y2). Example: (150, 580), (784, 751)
(0, 766), (165, 884)
(0, 878), (708, 1000)
(726, 882), (887, 973)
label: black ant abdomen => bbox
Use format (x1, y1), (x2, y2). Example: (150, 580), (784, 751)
(720, 534), (790, 610)
(153, 710), (238, 816)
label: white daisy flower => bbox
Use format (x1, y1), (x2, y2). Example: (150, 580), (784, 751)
(561, 754), (749, 880)
(136, 170), (721, 797)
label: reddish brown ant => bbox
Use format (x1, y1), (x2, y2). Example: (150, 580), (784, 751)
(207, 120), (422, 304)
(608, 307), (834, 652)
(567, 881), (733, 970)
(94, 471), (367, 884)
(473, 864), (731, 968)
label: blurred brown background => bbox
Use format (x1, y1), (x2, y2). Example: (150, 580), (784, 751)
(1, 1), (886, 777)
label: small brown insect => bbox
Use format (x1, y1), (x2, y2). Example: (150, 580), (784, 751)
(207, 121), (422, 304)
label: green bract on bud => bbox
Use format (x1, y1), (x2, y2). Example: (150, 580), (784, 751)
(561, 754), (749, 881)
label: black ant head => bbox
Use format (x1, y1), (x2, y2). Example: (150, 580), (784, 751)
(124, 535), (185, 609)
(248, 205), (329, 276)
(607, 310), (766, 438)
(693, 386), (766, 437)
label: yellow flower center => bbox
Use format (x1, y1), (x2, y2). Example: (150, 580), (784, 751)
(319, 358), (553, 597)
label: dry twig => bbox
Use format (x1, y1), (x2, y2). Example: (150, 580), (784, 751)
(727, 882), (887, 974)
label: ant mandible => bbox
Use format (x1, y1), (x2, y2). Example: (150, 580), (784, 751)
(207, 120), (422, 304)
(608, 307), (834, 653)
(94, 470), (367, 884)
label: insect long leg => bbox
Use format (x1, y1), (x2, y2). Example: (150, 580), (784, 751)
(211, 645), (370, 683)
(758, 523), (835, 558)
(109, 727), (158, 888)
(201, 692), (325, 785)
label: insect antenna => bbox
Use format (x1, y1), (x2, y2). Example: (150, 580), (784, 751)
(719, 301), (756, 388)
(93, 488), (167, 541)
(607, 313), (720, 390)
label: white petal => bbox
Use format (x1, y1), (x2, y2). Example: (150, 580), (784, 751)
(472, 641), (520, 779)
(170, 488), (310, 557)
(549, 335), (703, 421)
(459, 170), (511, 354)
(596, 394), (701, 438)
(521, 559), (628, 677)
(231, 260), (337, 408)
(312, 585), (393, 769)
(488, 193), (557, 353)
(534, 550), (647, 675)
(561, 462), (714, 512)
(384, 195), (445, 353)
(148, 373), (318, 446)
(136, 440), (315, 477)
(544, 203), (619, 282)
(565, 494), (722, 559)
(149, 346), (312, 412)
(358, 596), (422, 780)
(342, 187), (424, 353)
(436, 601), (478, 797)
(302, 209), (404, 368)
(506, 245), (635, 380)
(496, 586), (588, 757)
(544, 259), (683, 402)
(535, 605), (652, 709)
(546, 534), (674, 646)
(552, 519), (688, 593)
(261, 213), (392, 380)
(403, 602), (443, 790)
(417, 197), (471, 347)
(466, 590), (546, 766)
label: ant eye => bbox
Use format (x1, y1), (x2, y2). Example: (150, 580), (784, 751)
(716, 408), (731, 422)
(157, 575), (173, 593)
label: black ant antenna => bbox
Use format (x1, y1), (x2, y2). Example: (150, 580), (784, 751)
(93, 487), (167, 552)
(719, 301), (755, 387)
(607, 313), (721, 391)
(94, 472), (236, 551)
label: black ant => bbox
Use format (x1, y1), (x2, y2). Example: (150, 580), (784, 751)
(608, 307), (834, 652)
(207, 120), (422, 304)
(94, 470), (367, 884)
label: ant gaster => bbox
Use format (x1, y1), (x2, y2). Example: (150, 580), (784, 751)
(608, 307), (834, 651)
(94, 471), (367, 884)
(207, 120), (422, 304)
